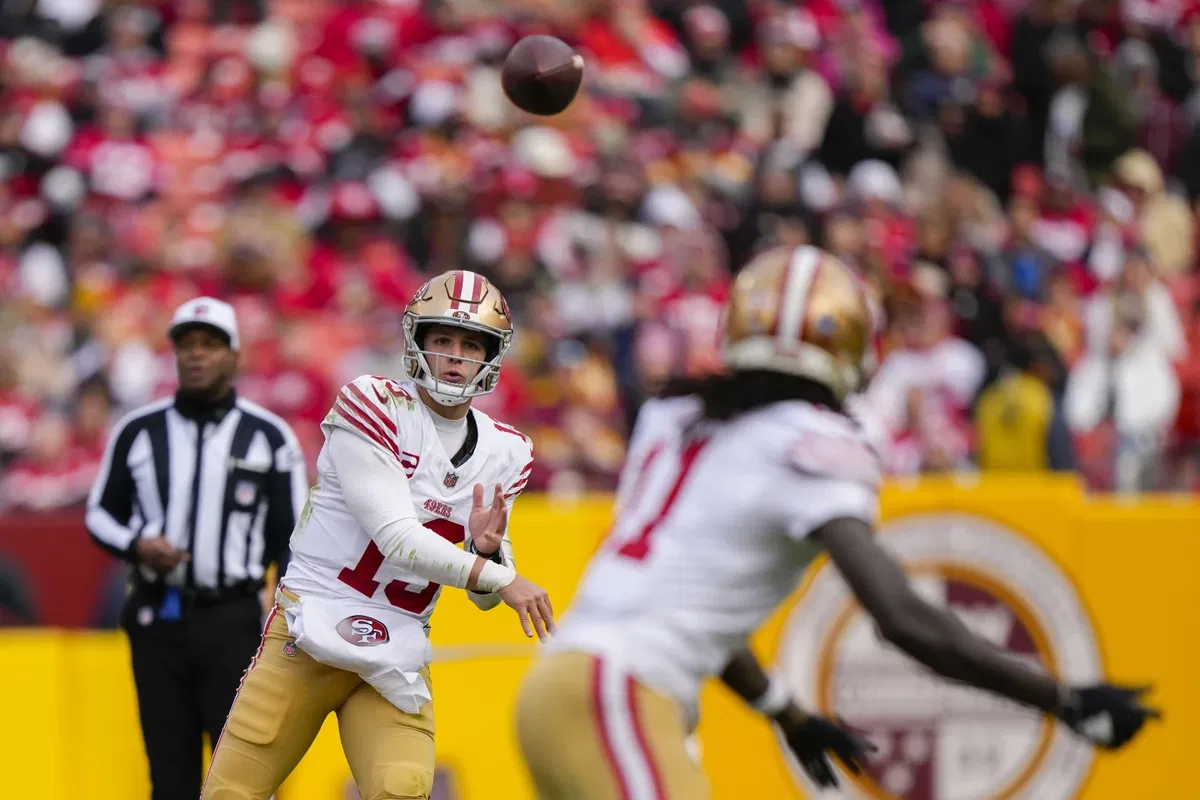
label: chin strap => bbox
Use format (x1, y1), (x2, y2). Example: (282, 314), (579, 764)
(423, 386), (473, 407)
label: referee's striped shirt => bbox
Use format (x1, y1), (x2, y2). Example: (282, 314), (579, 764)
(86, 391), (307, 591)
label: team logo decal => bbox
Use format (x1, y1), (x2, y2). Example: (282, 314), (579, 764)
(775, 513), (1101, 800)
(400, 451), (421, 478)
(336, 615), (390, 647)
(424, 498), (453, 518)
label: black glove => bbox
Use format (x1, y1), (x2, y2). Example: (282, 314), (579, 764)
(775, 707), (876, 788)
(1058, 683), (1161, 750)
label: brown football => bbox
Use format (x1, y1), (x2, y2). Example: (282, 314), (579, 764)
(501, 35), (584, 116)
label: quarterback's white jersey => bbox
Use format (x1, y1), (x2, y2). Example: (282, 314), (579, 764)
(282, 375), (534, 627)
(549, 394), (880, 720)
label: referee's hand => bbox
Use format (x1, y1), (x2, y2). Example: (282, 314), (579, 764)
(135, 538), (190, 576)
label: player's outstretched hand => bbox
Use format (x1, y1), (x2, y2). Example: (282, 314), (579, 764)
(1059, 683), (1162, 749)
(469, 482), (508, 556)
(497, 575), (555, 642)
(777, 707), (876, 788)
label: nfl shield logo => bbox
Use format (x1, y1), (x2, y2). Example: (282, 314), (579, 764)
(443, 471), (458, 488)
(283, 640), (297, 657)
(235, 480), (257, 506)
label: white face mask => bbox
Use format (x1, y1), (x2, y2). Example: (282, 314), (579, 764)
(402, 320), (509, 407)
(407, 351), (494, 407)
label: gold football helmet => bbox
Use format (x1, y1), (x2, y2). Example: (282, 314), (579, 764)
(402, 270), (514, 406)
(722, 245), (876, 400)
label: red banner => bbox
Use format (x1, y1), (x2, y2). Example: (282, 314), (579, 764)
(0, 510), (119, 628)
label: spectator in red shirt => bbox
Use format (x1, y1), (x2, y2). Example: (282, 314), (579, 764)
(0, 352), (37, 469)
(2, 412), (88, 512)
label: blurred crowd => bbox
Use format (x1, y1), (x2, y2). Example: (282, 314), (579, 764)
(0, 0), (1199, 514)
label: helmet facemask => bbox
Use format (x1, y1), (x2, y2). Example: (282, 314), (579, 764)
(402, 316), (512, 407)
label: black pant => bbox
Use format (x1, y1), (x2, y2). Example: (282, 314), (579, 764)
(122, 586), (265, 800)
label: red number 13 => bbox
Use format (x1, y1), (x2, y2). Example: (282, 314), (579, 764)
(338, 519), (466, 613)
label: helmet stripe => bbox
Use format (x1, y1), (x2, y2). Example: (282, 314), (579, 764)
(460, 270), (478, 309)
(776, 246), (820, 345)
(448, 270), (486, 313)
(450, 271), (466, 311)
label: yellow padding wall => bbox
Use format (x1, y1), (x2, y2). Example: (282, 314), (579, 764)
(0, 481), (1194, 799)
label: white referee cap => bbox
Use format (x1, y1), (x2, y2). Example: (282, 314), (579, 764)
(168, 297), (240, 351)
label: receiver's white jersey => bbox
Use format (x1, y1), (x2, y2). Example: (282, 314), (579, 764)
(549, 395), (880, 721)
(282, 375), (534, 628)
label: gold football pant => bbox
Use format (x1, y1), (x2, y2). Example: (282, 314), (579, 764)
(516, 651), (709, 800)
(201, 596), (435, 800)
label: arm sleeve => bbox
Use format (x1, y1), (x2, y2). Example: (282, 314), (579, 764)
(263, 423), (308, 573)
(327, 427), (515, 593)
(85, 419), (141, 561)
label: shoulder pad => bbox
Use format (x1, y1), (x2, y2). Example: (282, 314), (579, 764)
(488, 418), (534, 500)
(492, 419), (532, 448)
(364, 375), (417, 408)
(769, 403), (881, 487)
(329, 376), (419, 468)
(784, 429), (881, 488)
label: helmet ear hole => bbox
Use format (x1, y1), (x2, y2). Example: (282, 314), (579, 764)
(414, 322), (432, 351)
(484, 335), (501, 363)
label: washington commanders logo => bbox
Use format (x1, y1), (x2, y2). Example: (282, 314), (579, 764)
(335, 615), (390, 647)
(776, 514), (1101, 800)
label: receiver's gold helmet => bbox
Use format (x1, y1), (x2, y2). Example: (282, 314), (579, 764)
(722, 245), (876, 400)
(402, 270), (514, 406)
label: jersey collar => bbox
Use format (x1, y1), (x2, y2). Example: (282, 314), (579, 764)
(449, 410), (478, 468)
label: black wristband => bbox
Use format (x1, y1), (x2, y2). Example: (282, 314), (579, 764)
(468, 539), (505, 564)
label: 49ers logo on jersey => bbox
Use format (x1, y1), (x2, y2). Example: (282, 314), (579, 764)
(424, 498), (453, 518)
(335, 615), (390, 647)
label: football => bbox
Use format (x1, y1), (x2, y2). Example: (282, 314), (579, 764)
(501, 35), (584, 116)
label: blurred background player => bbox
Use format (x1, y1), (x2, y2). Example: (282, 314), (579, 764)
(202, 270), (552, 800)
(515, 245), (1159, 799)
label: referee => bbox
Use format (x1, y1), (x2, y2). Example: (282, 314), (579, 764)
(86, 297), (307, 800)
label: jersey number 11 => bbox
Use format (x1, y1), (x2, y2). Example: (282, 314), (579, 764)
(614, 436), (708, 561)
